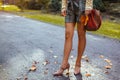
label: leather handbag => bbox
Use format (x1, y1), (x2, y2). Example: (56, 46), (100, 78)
(85, 9), (102, 31)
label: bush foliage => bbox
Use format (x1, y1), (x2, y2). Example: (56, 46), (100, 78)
(7, 0), (120, 12)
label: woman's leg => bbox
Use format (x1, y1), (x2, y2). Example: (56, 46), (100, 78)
(53, 22), (75, 76)
(74, 21), (86, 74)
(62, 22), (76, 66)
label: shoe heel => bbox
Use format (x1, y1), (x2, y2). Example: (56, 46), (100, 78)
(66, 66), (70, 75)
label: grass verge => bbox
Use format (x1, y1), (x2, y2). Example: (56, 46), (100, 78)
(18, 12), (65, 26)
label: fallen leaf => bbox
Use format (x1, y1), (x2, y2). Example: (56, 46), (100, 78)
(85, 57), (89, 62)
(33, 61), (39, 64)
(82, 55), (87, 59)
(42, 60), (50, 66)
(29, 64), (37, 71)
(109, 63), (113, 66)
(85, 73), (91, 77)
(104, 70), (109, 74)
(104, 59), (111, 63)
(100, 55), (104, 58)
(105, 65), (112, 69)
(82, 55), (89, 62)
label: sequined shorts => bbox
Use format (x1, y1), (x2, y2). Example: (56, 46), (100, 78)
(65, 0), (85, 23)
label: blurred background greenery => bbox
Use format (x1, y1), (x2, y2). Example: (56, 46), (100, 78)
(0, 0), (120, 39)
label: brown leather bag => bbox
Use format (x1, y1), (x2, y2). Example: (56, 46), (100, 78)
(85, 9), (102, 31)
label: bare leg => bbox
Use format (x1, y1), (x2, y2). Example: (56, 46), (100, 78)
(74, 21), (86, 74)
(53, 22), (75, 76)
(62, 22), (76, 66)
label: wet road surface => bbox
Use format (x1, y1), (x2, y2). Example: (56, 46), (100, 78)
(0, 11), (120, 80)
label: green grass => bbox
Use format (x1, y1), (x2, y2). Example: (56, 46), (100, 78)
(20, 13), (65, 26)
(93, 20), (120, 39)
(0, 5), (20, 11)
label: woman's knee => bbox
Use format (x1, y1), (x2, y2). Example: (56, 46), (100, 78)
(65, 31), (73, 40)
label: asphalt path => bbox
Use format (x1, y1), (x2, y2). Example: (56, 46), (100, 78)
(0, 12), (120, 80)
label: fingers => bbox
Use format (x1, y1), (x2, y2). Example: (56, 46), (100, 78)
(61, 9), (66, 17)
(85, 10), (91, 15)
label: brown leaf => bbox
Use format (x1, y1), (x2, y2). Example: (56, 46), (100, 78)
(85, 73), (91, 77)
(29, 64), (37, 71)
(100, 55), (104, 58)
(105, 65), (112, 69)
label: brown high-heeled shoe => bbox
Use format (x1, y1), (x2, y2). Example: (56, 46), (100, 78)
(53, 63), (70, 76)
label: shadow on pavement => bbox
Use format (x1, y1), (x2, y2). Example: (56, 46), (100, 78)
(75, 73), (83, 80)
(54, 76), (70, 80)
(54, 73), (83, 80)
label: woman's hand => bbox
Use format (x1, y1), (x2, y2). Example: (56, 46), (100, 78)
(85, 10), (91, 15)
(61, 9), (66, 17)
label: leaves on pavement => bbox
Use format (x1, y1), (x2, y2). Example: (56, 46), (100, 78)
(104, 59), (111, 63)
(104, 70), (109, 74)
(42, 60), (50, 66)
(85, 73), (91, 77)
(100, 55), (104, 58)
(105, 65), (112, 69)
(29, 64), (37, 71)
(82, 55), (89, 62)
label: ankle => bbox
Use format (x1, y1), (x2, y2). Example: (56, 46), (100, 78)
(75, 64), (81, 67)
(61, 63), (69, 67)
